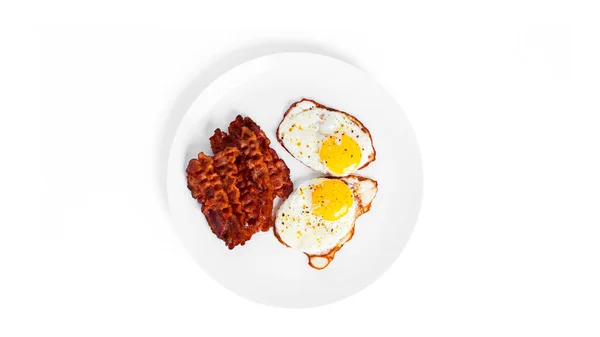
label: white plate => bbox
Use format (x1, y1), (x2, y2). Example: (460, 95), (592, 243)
(166, 52), (422, 308)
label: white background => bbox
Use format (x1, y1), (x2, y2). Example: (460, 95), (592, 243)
(2, 0), (600, 335)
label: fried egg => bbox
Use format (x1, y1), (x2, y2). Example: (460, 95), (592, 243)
(274, 176), (378, 269)
(277, 99), (376, 177)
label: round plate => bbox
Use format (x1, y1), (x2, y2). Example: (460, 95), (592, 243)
(166, 52), (422, 308)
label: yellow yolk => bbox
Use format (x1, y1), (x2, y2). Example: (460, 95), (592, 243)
(319, 134), (362, 175)
(311, 179), (354, 221)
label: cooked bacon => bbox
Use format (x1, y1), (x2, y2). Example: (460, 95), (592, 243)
(229, 116), (293, 198)
(186, 153), (243, 247)
(209, 128), (236, 153)
(186, 115), (293, 249)
(242, 117), (293, 198)
(212, 147), (245, 227)
(229, 125), (274, 231)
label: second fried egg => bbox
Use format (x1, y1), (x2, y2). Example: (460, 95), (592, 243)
(274, 176), (378, 269)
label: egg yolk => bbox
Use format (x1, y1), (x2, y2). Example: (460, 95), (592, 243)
(311, 179), (354, 221)
(319, 134), (362, 175)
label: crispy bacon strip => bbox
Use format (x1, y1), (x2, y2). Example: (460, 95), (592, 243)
(229, 125), (274, 231)
(210, 127), (262, 232)
(212, 147), (245, 227)
(186, 153), (241, 247)
(238, 117), (293, 198)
